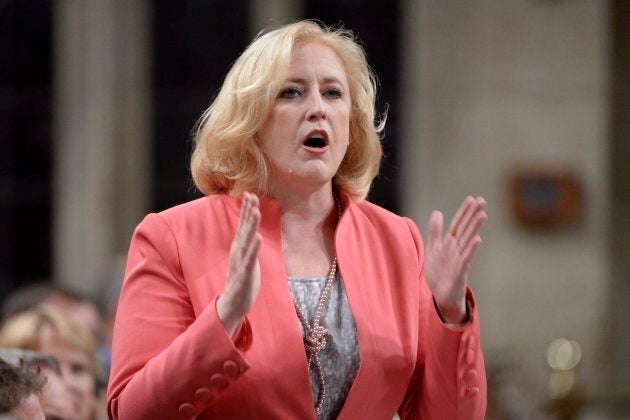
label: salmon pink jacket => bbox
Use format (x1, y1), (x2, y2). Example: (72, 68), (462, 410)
(107, 193), (486, 419)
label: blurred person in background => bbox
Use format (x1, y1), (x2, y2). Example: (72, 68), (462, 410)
(0, 358), (45, 419)
(0, 349), (79, 419)
(0, 307), (100, 420)
(1, 283), (104, 346)
(108, 20), (487, 419)
(1, 282), (112, 383)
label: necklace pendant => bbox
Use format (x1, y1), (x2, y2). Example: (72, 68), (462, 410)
(305, 325), (328, 355)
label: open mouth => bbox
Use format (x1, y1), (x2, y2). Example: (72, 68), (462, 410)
(304, 136), (327, 148)
(303, 130), (329, 151)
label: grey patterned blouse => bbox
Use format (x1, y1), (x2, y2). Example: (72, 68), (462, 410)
(288, 272), (360, 420)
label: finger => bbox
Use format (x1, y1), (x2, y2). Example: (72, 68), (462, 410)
(236, 193), (252, 242)
(243, 233), (262, 272)
(240, 200), (261, 254)
(458, 209), (487, 251)
(448, 196), (475, 237)
(233, 194), (258, 264)
(427, 211), (443, 250)
(451, 196), (486, 242)
(237, 193), (259, 243)
(460, 235), (482, 268)
(455, 196), (484, 237)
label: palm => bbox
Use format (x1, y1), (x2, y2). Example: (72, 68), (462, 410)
(425, 234), (467, 309)
(217, 192), (262, 334)
(226, 239), (261, 314)
(424, 197), (486, 323)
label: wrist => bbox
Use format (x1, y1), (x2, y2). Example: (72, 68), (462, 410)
(216, 294), (244, 337)
(435, 298), (468, 325)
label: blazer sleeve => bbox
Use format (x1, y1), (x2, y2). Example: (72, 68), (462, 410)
(107, 213), (252, 420)
(398, 218), (487, 420)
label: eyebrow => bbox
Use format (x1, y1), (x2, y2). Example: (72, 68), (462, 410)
(283, 77), (344, 85)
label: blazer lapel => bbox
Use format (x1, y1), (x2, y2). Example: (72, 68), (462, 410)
(253, 198), (318, 418)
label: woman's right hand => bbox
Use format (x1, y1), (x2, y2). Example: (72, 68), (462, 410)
(216, 192), (262, 337)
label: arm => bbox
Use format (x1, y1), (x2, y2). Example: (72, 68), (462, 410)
(107, 213), (252, 419)
(398, 215), (487, 420)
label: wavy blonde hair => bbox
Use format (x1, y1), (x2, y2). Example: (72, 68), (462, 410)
(0, 307), (98, 377)
(190, 20), (385, 201)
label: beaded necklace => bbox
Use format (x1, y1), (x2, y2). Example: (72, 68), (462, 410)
(291, 193), (342, 414)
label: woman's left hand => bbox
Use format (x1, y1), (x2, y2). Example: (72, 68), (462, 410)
(424, 196), (487, 324)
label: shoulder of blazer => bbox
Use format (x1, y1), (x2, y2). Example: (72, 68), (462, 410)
(158, 194), (236, 220)
(352, 199), (415, 234)
(151, 194), (239, 233)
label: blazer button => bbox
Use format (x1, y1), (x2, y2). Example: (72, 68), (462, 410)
(465, 349), (475, 365)
(178, 402), (196, 418)
(210, 373), (228, 390)
(223, 360), (240, 378)
(464, 386), (480, 398)
(195, 387), (212, 403)
(463, 369), (478, 384)
(466, 334), (476, 349)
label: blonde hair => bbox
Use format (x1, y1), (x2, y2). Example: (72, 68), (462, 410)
(0, 307), (98, 377)
(190, 20), (384, 201)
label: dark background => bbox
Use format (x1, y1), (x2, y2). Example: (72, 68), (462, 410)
(1, 0), (401, 298)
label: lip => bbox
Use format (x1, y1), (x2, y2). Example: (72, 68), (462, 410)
(302, 129), (330, 154)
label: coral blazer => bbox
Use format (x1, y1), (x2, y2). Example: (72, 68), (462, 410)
(107, 193), (486, 419)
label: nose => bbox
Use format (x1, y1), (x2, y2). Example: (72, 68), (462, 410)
(306, 92), (326, 121)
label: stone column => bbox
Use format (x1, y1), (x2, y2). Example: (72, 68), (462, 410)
(53, 0), (151, 295)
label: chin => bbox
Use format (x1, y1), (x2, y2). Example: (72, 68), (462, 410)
(272, 170), (334, 192)
(297, 164), (337, 184)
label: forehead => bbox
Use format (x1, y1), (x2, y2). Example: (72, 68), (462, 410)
(286, 41), (348, 82)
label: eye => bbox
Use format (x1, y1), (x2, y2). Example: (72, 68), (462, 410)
(70, 362), (88, 376)
(323, 88), (343, 99)
(280, 86), (302, 99)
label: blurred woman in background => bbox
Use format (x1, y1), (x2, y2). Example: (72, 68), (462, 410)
(0, 307), (100, 420)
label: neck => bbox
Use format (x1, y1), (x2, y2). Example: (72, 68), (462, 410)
(271, 184), (341, 278)
(269, 183), (338, 228)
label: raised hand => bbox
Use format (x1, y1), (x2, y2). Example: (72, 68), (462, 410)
(216, 192), (263, 336)
(424, 196), (487, 324)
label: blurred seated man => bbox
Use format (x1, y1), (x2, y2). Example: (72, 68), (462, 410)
(0, 349), (79, 419)
(0, 358), (45, 419)
(0, 308), (98, 420)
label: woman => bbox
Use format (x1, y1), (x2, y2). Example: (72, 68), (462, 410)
(0, 307), (99, 420)
(108, 20), (487, 419)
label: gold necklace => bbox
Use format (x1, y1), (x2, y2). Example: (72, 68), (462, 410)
(291, 193), (342, 414)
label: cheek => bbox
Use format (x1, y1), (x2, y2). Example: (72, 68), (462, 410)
(68, 370), (95, 396)
(77, 373), (95, 393)
(338, 103), (351, 129)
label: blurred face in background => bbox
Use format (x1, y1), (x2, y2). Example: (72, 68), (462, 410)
(36, 364), (80, 420)
(8, 393), (45, 420)
(43, 294), (104, 345)
(38, 324), (96, 420)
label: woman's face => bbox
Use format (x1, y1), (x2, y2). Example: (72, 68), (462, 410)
(258, 41), (351, 194)
(37, 365), (81, 420)
(38, 325), (96, 420)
